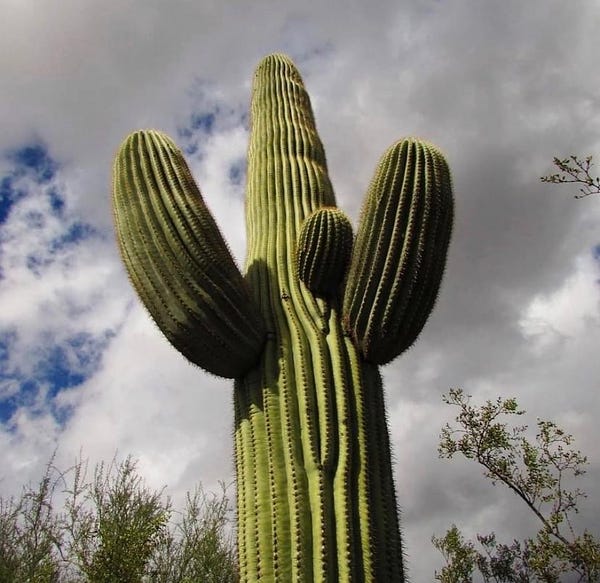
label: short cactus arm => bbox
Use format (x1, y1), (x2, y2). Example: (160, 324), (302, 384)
(343, 138), (454, 364)
(112, 130), (266, 378)
(297, 207), (354, 298)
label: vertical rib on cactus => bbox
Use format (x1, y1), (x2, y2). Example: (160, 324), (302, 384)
(112, 52), (454, 582)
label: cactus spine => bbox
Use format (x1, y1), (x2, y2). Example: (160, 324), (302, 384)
(112, 54), (453, 582)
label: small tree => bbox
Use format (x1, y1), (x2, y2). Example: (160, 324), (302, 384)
(149, 484), (239, 582)
(0, 454), (238, 581)
(0, 457), (62, 582)
(541, 155), (600, 198)
(61, 456), (171, 582)
(433, 388), (600, 582)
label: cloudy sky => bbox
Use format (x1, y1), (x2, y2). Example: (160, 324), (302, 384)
(1, 0), (599, 578)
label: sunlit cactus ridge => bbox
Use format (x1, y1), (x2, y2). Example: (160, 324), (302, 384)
(112, 52), (454, 582)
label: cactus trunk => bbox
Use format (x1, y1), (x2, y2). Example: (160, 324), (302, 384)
(112, 53), (453, 582)
(235, 330), (402, 581)
(234, 56), (403, 581)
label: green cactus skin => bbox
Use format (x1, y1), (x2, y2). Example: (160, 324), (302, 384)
(112, 130), (266, 378)
(112, 53), (454, 582)
(343, 138), (454, 365)
(297, 207), (353, 297)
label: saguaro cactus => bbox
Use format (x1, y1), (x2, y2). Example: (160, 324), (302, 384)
(112, 54), (453, 582)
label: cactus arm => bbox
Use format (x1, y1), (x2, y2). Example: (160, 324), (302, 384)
(343, 138), (454, 365)
(297, 207), (354, 298)
(112, 130), (266, 378)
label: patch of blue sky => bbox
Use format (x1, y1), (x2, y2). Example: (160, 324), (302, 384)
(36, 345), (86, 400)
(1, 141), (65, 227)
(24, 222), (98, 278)
(0, 141), (97, 281)
(592, 244), (600, 262)
(0, 330), (114, 426)
(0, 140), (115, 428)
(0, 176), (26, 224)
(9, 143), (58, 184)
(190, 111), (216, 135)
(47, 186), (65, 216)
(0, 378), (53, 426)
(0, 399), (13, 424)
(228, 159), (246, 187)
(50, 221), (97, 252)
(178, 111), (217, 141)
(18, 219), (97, 280)
(177, 79), (247, 158)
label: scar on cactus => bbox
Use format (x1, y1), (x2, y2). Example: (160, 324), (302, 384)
(112, 53), (453, 582)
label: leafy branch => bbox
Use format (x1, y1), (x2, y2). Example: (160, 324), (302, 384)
(434, 389), (600, 582)
(541, 155), (600, 199)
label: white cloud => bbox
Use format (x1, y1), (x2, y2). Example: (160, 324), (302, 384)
(520, 252), (600, 351)
(190, 125), (249, 264)
(0, 172), (129, 382)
